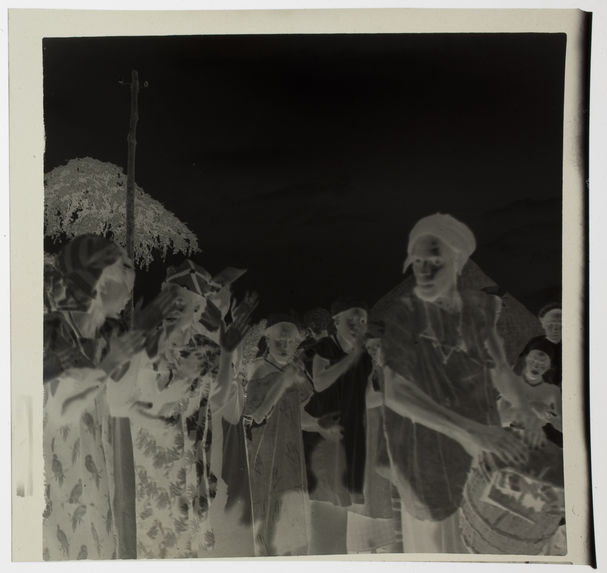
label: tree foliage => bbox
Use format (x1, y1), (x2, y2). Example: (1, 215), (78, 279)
(44, 157), (200, 269)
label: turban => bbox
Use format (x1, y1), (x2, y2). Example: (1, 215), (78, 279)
(404, 213), (476, 274)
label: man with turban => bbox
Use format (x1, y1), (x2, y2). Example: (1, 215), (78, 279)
(375, 213), (543, 553)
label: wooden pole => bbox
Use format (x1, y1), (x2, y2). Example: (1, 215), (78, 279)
(125, 69), (139, 322)
(112, 69), (140, 559)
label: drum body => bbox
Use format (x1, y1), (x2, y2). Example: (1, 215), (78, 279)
(459, 442), (565, 555)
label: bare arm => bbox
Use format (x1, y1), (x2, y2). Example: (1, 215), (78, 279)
(485, 325), (529, 408)
(312, 348), (361, 393)
(383, 366), (528, 465)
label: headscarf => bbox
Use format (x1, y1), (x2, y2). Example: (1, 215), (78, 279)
(404, 213), (476, 274)
(164, 259), (219, 296)
(331, 297), (368, 317)
(56, 234), (124, 311)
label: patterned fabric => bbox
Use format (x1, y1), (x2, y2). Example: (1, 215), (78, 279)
(377, 290), (501, 521)
(130, 337), (220, 559)
(244, 361), (313, 556)
(42, 309), (122, 561)
(43, 389), (117, 561)
(56, 234), (123, 311)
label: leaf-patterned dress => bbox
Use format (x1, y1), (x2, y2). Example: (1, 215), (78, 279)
(128, 340), (221, 559)
(43, 315), (118, 561)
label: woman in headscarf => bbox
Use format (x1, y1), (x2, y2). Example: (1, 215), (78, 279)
(374, 213), (543, 553)
(113, 260), (254, 558)
(42, 234), (146, 561)
(243, 314), (314, 556)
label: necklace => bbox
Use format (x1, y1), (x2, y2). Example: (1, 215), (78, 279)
(419, 301), (468, 365)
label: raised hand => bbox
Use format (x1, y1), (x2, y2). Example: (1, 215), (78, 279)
(232, 291), (260, 323)
(100, 330), (147, 375)
(219, 310), (252, 353)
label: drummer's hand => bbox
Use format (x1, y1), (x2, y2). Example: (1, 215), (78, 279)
(477, 451), (499, 482)
(511, 407), (547, 449)
(465, 422), (528, 467)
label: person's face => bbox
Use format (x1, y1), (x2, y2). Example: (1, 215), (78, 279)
(98, 261), (135, 318)
(541, 309), (562, 343)
(164, 288), (205, 344)
(266, 322), (302, 366)
(334, 308), (368, 344)
(524, 350), (551, 381)
(207, 287), (231, 318)
(409, 235), (458, 302)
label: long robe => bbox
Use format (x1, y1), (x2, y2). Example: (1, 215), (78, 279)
(243, 358), (313, 556)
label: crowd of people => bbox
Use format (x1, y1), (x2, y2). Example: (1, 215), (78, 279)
(42, 213), (566, 560)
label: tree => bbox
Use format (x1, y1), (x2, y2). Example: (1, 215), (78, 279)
(44, 156), (200, 269)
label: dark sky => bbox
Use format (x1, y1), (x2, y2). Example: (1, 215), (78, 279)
(43, 33), (566, 317)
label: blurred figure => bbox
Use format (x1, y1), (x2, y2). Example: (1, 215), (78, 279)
(119, 260), (254, 558)
(43, 234), (145, 561)
(304, 299), (373, 555)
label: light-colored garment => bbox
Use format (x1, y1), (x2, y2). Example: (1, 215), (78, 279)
(43, 385), (117, 561)
(128, 355), (217, 559)
(400, 505), (465, 554)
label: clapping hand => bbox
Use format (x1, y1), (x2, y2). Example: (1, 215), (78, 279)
(232, 291), (260, 323)
(317, 411), (343, 442)
(100, 330), (147, 375)
(219, 295), (258, 353)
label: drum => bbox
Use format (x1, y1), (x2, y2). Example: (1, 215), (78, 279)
(459, 440), (565, 555)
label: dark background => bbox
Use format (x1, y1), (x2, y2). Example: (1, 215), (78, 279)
(43, 33), (566, 318)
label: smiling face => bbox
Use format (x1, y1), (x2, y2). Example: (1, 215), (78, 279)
(334, 307), (368, 345)
(265, 322), (303, 366)
(409, 235), (458, 303)
(541, 309), (562, 344)
(523, 349), (551, 382)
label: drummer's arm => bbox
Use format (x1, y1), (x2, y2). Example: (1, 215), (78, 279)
(383, 366), (485, 446)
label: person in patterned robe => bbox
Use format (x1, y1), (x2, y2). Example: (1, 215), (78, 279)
(119, 261), (255, 558)
(43, 235), (146, 561)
